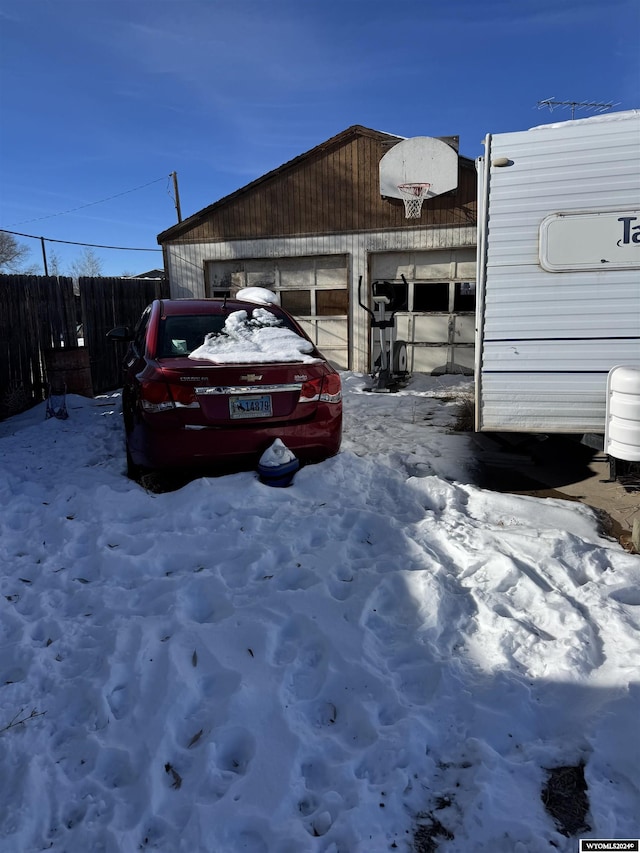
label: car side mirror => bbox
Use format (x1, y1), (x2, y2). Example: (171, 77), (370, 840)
(107, 326), (133, 341)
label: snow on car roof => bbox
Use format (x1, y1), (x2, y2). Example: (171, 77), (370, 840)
(235, 286), (281, 306)
(188, 308), (322, 364)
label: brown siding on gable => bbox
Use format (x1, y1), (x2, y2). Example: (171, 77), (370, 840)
(161, 130), (476, 247)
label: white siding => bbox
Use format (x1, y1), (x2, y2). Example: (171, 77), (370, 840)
(165, 225), (476, 374)
(476, 111), (640, 434)
(479, 374), (609, 432)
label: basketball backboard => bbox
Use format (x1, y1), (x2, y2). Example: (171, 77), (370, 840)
(379, 136), (459, 201)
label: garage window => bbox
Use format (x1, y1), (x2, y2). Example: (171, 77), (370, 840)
(453, 282), (476, 312)
(206, 256), (347, 315)
(381, 280), (408, 311)
(282, 288), (348, 317)
(280, 290), (312, 315)
(413, 282), (449, 312)
(276, 256), (347, 318)
(316, 289), (349, 316)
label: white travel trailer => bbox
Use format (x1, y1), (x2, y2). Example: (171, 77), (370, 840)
(475, 110), (640, 436)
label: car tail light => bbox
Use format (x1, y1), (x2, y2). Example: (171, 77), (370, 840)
(140, 380), (173, 412)
(299, 374), (342, 404)
(140, 380), (198, 412)
(170, 384), (198, 407)
(321, 373), (342, 403)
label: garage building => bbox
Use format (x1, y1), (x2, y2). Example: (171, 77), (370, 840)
(157, 125), (477, 375)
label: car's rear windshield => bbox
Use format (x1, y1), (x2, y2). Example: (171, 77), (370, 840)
(157, 309), (296, 358)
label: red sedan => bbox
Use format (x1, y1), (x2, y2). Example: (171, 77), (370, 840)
(107, 294), (342, 479)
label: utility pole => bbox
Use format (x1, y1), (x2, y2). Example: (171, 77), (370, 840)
(40, 237), (48, 275)
(171, 172), (182, 223)
(537, 99), (616, 120)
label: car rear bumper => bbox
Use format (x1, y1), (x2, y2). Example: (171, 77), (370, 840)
(127, 409), (342, 472)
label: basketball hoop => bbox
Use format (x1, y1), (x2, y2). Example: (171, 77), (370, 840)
(397, 182), (431, 219)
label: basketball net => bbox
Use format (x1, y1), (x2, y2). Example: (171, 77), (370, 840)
(398, 182), (431, 219)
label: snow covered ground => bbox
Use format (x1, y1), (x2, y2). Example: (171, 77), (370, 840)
(0, 373), (638, 852)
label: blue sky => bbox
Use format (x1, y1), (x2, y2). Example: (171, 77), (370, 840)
(1, 0), (638, 277)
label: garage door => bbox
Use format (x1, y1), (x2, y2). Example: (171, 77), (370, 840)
(369, 248), (476, 374)
(205, 255), (349, 369)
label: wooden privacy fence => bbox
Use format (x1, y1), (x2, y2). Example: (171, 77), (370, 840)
(0, 274), (169, 419)
(79, 276), (169, 395)
(0, 275), (77, 418)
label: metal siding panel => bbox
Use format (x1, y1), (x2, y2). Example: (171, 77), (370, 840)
(479, 373), (610, 432)
(483, 268), (640, 338)
(482, 340), (640, 372)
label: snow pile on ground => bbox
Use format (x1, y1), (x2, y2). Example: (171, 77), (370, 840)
(0, 373), (638, 852)
(189, 309), (320, 364)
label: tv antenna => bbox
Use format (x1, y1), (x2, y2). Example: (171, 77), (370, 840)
(537, 98), (617, 120)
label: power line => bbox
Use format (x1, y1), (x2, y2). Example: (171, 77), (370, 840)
(0, 227), (161, 252)
(9, 175), (172, 226)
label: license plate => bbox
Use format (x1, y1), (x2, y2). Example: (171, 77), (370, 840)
(229, 395), (272, 419)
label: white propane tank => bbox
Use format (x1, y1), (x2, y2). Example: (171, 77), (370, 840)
(605, 365), (640, 462)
